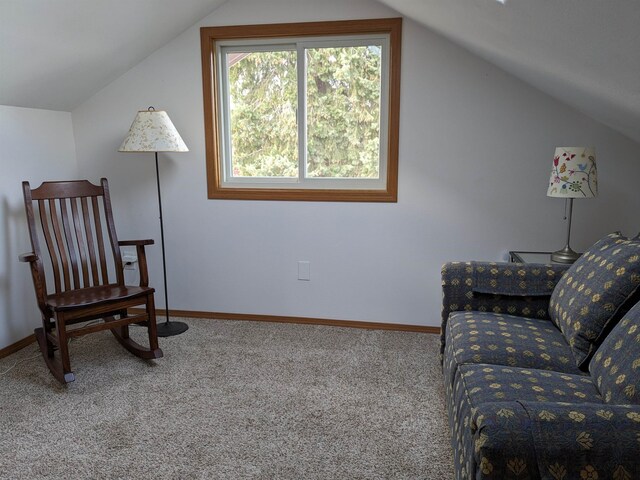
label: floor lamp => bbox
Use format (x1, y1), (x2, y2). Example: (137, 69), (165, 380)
(119, 107), (189, 337)
(547, 147), (598, 263)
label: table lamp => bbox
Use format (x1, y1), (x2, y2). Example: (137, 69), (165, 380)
(547, 147), (598, 263)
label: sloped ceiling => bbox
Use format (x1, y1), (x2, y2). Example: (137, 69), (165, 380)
(377, 0), (640, 143)
(0, 0), (226, 112)
(1, 0), (639, 143)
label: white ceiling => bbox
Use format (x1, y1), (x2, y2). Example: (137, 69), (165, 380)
(1, 0), (639, 142)
(0, 0), (226, 112)
(378, 0), (640, 142)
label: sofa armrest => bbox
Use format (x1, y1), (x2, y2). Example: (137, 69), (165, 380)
(471, 401), (640, 479)
(440, 261), (568, 361)
(471, 262), (567, 296)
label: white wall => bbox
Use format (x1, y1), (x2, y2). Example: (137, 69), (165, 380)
(0, 106), (78, 349)
(72, 0), (640, 328)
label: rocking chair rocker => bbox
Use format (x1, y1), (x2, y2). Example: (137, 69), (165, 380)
(19, 178), (163, 384)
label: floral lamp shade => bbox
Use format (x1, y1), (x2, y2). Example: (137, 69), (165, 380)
(119, 108), (188, 153)
(547, 147), (597, 198)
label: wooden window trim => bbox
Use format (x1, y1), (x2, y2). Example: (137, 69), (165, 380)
(200, 18), (402, 202)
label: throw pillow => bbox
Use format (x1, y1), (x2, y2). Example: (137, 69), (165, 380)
(590, 300), (640, 404)
(549, 232), (640, 368)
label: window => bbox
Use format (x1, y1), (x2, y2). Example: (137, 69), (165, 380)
(200, 18), (402, 201)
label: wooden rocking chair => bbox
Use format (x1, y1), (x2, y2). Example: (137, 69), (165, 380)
(19, 178), (162, 384)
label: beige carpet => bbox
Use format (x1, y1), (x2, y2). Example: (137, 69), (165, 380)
(0, 318), (453, 479)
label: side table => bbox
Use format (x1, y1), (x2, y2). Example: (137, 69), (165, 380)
(509, 251), (580, 265)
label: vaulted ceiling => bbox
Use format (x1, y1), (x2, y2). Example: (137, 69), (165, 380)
(1, 0), (639, 142)
(0, 0), (227, 112)
(378, 0), (640, 143)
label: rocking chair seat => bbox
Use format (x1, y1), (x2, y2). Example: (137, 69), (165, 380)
(46, 285), (155, 312)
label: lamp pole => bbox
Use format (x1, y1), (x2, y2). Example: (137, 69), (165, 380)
(551, 198), (579, 263)
(154, 153), (188, 337)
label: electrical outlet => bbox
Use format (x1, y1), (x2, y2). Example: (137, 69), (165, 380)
(298, 261), (310, 281)
(123, 254), (138, 271)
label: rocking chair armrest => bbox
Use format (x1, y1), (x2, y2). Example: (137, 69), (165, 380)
(18, 251), (47, 312)
(18, 252), (38, 263)
(118, 239), (154, 246)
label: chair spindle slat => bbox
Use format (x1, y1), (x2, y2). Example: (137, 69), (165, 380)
(49, 199), (72, 291)
(59, 199), (81, 289)
(92, 196), (109, 285)
(38, 199), (62, 294)
(71, 197), (90, 287)
(81, 197), (100, 286)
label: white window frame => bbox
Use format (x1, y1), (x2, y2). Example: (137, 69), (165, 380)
(216, 35), (390, 190)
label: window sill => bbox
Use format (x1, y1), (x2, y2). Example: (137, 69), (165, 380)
(207, 185), (398, 202)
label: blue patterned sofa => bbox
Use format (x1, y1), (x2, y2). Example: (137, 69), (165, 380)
(441, 233), (640, 480)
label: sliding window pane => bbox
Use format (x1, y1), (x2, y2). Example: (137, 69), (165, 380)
(306, 45), (382, 179)
(227, 50), (298, 178)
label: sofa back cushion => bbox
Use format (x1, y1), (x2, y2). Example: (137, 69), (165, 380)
(549, 232), (640, 368)
(590, 300), (640, 403)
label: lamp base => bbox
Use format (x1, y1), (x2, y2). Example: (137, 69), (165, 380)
(156, 320), (189, 337)
(551, 245), (580, 264)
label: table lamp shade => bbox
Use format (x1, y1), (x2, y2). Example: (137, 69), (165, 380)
(119, 109), (188, 153)
(547, 147), (597, 198)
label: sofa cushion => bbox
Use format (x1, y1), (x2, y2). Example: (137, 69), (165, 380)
(590, 301), (640, 404)
(455, 364), (601, 408)
(444, 311), (582, 385)
(471, 401), (640, 480)
(447, 364), (602, 479)
(549, 232), (640, 368)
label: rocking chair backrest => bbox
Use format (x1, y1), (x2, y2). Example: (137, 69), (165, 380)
(23, 178), (124, 297)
